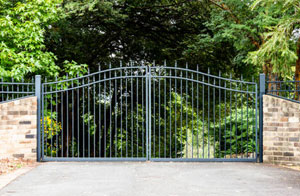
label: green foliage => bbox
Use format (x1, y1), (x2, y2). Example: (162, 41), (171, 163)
(213, 106), (258, 158)
(247, 0), (300, 77)
(42, 112), (62, 157)
(182, 0), (265, 79)
(0, 0), (62, 79)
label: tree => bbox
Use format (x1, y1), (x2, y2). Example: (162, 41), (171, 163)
(0, 0), (62, 80)
(184, 0), (287, 80)
(247, 0), (300, 80)
(45, 0), (239, 75)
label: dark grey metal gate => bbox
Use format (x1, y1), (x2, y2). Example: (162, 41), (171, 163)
(39, 62), (258, 162)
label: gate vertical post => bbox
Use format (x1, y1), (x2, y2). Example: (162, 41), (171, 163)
(148, 66), (152, 160)
(35, 75), (42, 162)
(145, 66), (149, 160)
(259, 74), (265, 163)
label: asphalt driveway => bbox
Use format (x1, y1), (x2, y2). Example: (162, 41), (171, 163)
(0, 162), (299, 196)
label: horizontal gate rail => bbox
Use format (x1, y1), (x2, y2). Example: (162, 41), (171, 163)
(0, 78), (35, 103)
(266, 75), (300, 103)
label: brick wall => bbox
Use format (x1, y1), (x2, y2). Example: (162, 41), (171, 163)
(0, 96), (37, 161)
(263, 95), (300, 166)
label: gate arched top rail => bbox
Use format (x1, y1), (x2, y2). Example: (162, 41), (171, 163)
(42, 67), (256, 95)
(152, 66), (256, 85)
(43, 65), (148, 85)
(43, 75), (256, 95)
(42, 64), (255, 86)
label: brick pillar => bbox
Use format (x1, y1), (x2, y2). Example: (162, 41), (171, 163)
(0, 97), (37, 161)
(263, 95), (300, 166)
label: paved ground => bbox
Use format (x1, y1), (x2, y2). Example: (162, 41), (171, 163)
(0, 162), (300, 196)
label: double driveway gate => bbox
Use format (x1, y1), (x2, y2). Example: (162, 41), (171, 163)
(39, 63), (258, 162)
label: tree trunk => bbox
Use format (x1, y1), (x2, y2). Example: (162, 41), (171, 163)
(263, 63), (277, 94)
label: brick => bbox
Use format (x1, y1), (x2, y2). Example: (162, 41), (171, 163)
(19, 121), (31, 125)
(268, 108), (278, 112)
(283, 152), (294, 157)
(279, 117), (288, 122)
(289, 137), (299, 142)
(264, 113), (274, 117)
(7, 111), (19, 115)
(20, 111), (28, 115)
(25, 134), (35, 139)
(273, 152), (283, 156)
(12, 154), (24, 158)
(273, 142), (283, 146)
(264, 127), (278, 131)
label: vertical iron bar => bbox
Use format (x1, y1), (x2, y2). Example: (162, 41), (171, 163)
(169, 69), (172, 158)
(1, 78), (3, 101)
(72, 80), (74, 157)
(153, 61), (156, 158)
(142, 65), (144, 157)
(82, 78), (85, 157)
(208, 69), (210, 158)
(120, 63), (123, 157)
(229, 73), (232, 158)
(202, 74), (204, 158)
(77, 74), (80, 157)
(164, 61), (167, 158)
(240, 76), (243, 158)
(41, 82), (45, 159)
(125, 65), (128, 157)
(252, 77), (255, 159)
(45, 78), (48, 157)
(61, 82), (64, 157)
(224, 78), (227, 158)
(235, 81), (238, 157)
(174, 62), (177, 158)
(11, 78), (13, 99)
(158, 65), (161, 158)
(213, 77), (216, 158)
(191, 73), (194, 158)
(186, 63), (188, 158)
(219, 71), (221, 158)
(136, 70), (139, 157)
(56, 77), (58, 158)
(146, 65), (149, 160)
(197, 66), (199, 158)
(98, 67), (101, 157)
(148, 65), (152, 160)
(109, 64), (112, 158)
(131, 63), (134, 157)
(50, 85), (53, 157)
(246, 85), (249, 158)
(88, 70), (90, 158)
(66, 75), (69, 157)
(104, 73), (107, 157)
(115, 70), (118, 157)
(93, 75), (96, 157)
(180, 71), (183, 158)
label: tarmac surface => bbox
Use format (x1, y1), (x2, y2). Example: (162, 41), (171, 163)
(0, 162), (300, 196)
